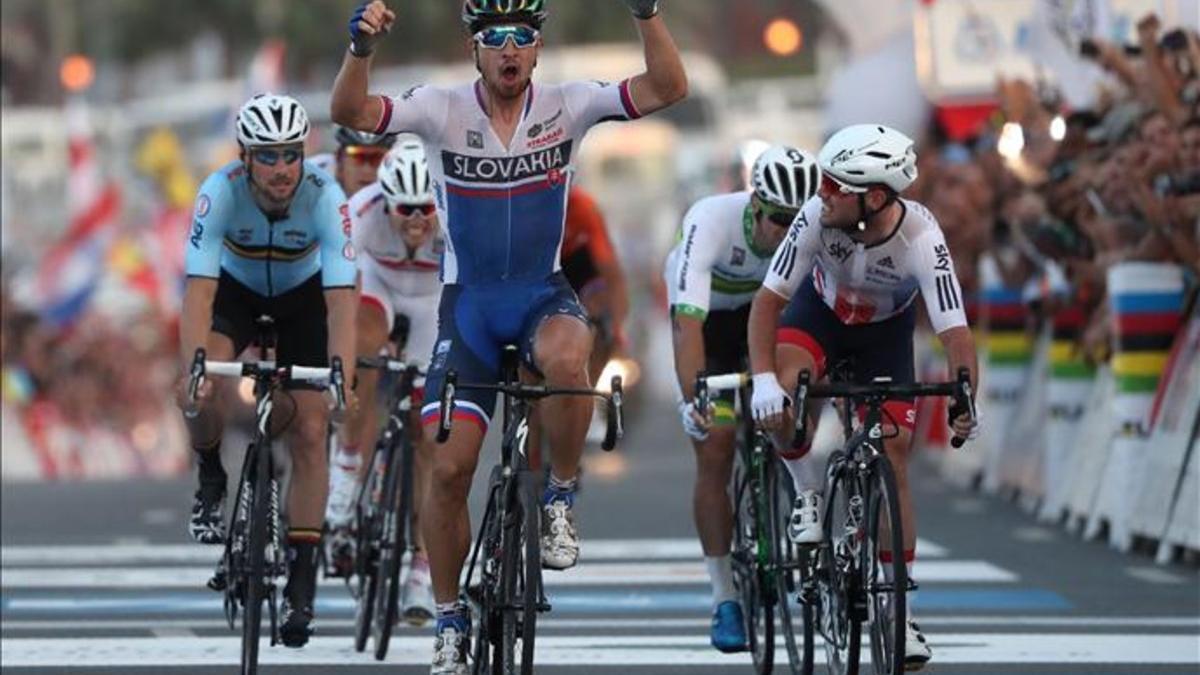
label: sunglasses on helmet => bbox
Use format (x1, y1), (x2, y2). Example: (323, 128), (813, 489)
(473, 24), (540, 49)
(253, 147), (303, 166)
(393, 203), (436, 216)
(342, 145), (388, 168)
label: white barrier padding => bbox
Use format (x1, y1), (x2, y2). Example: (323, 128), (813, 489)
(1063, 366), (1117, 530)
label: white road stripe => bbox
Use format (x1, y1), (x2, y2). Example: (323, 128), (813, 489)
(0, 539), (951, 566)
(0, 559), (1011, 589)
(3, 616), (1198, 632)
(1125, 566), (1188, 585)
(0, 634), (1197, 667)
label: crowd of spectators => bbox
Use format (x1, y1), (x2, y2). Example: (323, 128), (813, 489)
(1, 282), (186, 478)
(911, 14), (1199, 358)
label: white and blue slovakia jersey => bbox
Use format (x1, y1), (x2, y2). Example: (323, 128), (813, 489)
(185, 160), (358, 296)
(373, 79), (642, 285)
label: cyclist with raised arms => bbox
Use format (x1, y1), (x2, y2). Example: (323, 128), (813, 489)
(177, 93), (358, 648)
(324, 135), (440, 623)
(747, 124), (980, 671)
(329, 1), (687, 672)
(666, 145), (819, 652)
(309, 125), (398, 198)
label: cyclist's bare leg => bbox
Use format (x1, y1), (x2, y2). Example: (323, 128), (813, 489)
(533, 315), (594, 484)
(281, 390), (333, 531)
(691, 428), (737, 556)
(421, 418), (485, 603)
(773, 343), (823, 470)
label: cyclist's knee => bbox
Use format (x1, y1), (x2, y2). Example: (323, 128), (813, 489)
(287, 408), (328, 458)
(538, 339), (590, 384)
(430, 454), (474, 499)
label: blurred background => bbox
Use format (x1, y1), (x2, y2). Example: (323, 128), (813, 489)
(2, 0), (1198, 485)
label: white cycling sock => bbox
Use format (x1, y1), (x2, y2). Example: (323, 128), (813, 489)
(332, 445), (361, 473)
(781, 453), (823, 494)
(705, 555), (737, 609)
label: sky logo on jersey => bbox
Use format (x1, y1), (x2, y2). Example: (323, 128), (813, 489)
(443, 141), (573, 184)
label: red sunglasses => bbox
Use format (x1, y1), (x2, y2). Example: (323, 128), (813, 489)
(394, 203), (436, 216)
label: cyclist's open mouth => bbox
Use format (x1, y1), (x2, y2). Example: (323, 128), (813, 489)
(501, 64), (520, 82)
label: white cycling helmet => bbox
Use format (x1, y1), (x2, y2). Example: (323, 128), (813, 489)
(378, 135), (433, 207)
(750, 144), (821, 210)
(236, 93), (310, 147)
(818, 124), (918, 194)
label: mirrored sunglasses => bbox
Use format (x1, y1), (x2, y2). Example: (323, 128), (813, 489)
(253, 148), (303, 166)
(473, 24), (540, 49)
(343, 146), (388, 167)
(758, 201), (799, 228)
(821, 173), (868, 195)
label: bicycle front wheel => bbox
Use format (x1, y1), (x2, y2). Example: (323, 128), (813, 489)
(353, 442), (387, 652)
(865, 456), (906, 675)
(733, 460), (774, 674)
(241, 440), (271, 675)
(769, 457), (812, 674)
(818, 451), (861, 675)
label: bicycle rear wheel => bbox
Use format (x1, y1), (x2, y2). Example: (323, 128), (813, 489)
(733, 461), (774, 674)
(865, 456), (906, 675)
(240, 439), (270, 675)
(818, 451), (861, 675)
(373, 436), (410, 660)
(769, 457), (812, 674)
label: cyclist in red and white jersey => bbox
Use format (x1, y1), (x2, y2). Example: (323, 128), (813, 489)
(324, 135), (440, 623)
(748, 124), (980, 671)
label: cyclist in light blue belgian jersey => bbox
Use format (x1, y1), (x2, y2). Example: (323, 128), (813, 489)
(175, 93), (358, 649)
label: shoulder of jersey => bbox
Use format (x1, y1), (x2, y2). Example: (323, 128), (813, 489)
(349, 182), (387, 219)
(214, 159), (246, 184)
(899, 198), (939, 235)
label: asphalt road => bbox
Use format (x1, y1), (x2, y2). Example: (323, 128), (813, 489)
(3, 399), (1199, 674)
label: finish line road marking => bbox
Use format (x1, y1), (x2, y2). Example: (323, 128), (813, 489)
(1, 634), (1197, 667)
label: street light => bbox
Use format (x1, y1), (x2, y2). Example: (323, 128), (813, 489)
(60, 54), (95, 93)
(763, 18), (802, 57)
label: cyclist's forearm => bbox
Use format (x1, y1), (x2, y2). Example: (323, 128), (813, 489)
(180, 278), (218, 367)
(671, 313), (706, 401)
(748, 288), (784, 376)
(325, 287), (358, 385)
(938, 325), (979, 395)
(627, 14), (687, 115)
(330, 51), (381, 131)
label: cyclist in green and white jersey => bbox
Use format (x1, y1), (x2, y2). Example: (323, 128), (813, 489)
(664, 144), (819, 652)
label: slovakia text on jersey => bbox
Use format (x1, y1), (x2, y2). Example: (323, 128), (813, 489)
(373, 79), (641, 285)
(185, 160), (357, 296)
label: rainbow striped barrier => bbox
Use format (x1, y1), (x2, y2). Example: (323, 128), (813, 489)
(979, 280), (1034, 494)
(1090, 263), (1185, 550)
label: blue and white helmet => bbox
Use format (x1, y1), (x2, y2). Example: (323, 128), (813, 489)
(236, 93), (310, 147)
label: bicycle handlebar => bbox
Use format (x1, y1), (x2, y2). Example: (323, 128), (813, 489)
(187, 348), (348, 411)
(790, 366), (975, 449)
(435, 370), (625, 451)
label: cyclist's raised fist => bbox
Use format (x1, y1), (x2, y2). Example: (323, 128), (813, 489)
(622, 0), (659, 20)
(349, 1), (396, 57)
